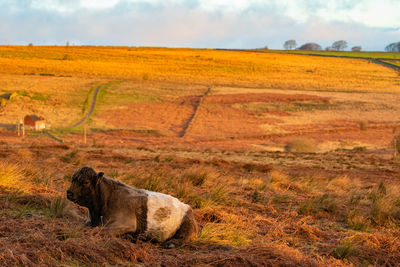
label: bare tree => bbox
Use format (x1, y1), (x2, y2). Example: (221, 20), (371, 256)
(351, 46), (362, 52)
(298, 43), (322, 51)
(385, 42), (400, 52)
(284, 40), (297, 50)
(331, 40), (348, 51)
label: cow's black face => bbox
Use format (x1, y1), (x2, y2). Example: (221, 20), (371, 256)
(66, 166), (103, 207)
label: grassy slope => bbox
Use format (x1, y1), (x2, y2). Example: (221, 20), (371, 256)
(0, 46), (399, 93)
(2, 46), (399, 132)
(264, 49), (400, 59)
(384, 60), (400, 67)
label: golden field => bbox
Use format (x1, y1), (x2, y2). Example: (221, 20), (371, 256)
(1, 46), (400, 266)
(1, 45), (399, 92)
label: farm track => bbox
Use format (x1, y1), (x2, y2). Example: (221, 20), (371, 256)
(180, 87), (211, 138)
(71, 84), (103, 128)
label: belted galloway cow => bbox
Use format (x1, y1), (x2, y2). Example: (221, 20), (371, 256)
(66, 166), (197, 247)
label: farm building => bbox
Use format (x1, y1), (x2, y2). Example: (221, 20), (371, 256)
(24, 115), (46, 131)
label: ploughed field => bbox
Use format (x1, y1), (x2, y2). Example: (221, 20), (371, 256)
(1, 46), (400, 266)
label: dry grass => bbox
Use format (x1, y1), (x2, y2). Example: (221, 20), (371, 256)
(1, 45), (400, 266)
(1, 46), (399, 93)
(0, 162), (23, 188)
(1, 46), (400, 153)
(285, 137), (317, 153)
(1, 143), (400, 266)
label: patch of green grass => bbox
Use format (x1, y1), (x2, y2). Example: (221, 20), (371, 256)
(346, 210), (369, 232)
(31, 92), (50, 102)
(383, 60), (400, 67)
(331, 240), (358, 260)
(50, 127), (83, 138)
(10, 202), (35, 218)
(182, 169), (210, 186)
(207, 185), (228, 204)
(48, 196), (68, 218)
(298, 194), (338, 215)
(60, 150), (78, 163)
(96, 81), (159, 112)
(17, 90), (29, 97)
(251, 189), (264, 203)
(0, 188), (23, 207)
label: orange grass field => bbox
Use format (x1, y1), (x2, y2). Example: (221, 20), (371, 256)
(1, 46), (400, 266)
(1, 45), (399, 92)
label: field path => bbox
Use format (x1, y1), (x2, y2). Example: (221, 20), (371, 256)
(180, 87), (211, 138)
(71, 84), (103, 127)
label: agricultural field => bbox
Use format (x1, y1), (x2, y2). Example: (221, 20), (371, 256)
(1, 46), (400, 266)
(264, 49), (400, 60)
(384, 60), (400, 67)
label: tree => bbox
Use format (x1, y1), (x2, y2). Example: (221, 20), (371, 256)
(298, 43), (322, 51)
(284, 40), (297, 50)
(385, 42), (400, 52)
(351, 46), (362, 52)
(332, 40), (348, 51)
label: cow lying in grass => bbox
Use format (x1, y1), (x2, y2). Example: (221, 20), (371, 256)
(66, 166), (197, 247)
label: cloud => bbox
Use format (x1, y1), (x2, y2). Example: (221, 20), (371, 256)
(0, 0), (398, 50)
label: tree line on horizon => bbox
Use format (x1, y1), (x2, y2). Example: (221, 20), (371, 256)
(281, 40), (400, 52)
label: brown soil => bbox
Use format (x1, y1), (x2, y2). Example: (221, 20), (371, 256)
(185, 104), (282, 139)
(203, 92), (329, 105)
(99, 96), (200, 137)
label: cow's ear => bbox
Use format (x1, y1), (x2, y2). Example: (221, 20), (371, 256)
(91, 171), (103, 185)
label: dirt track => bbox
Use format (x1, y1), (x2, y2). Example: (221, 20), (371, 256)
(71, 84), (102, 127)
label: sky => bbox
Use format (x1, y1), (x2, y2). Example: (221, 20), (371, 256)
(0, 0), (399, 51)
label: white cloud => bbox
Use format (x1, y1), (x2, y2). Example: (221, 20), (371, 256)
(0, 0), (398, 50)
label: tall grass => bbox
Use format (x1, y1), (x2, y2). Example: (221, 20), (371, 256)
(48, 196), (68, 218)
(0, 162), (23, 187)
(197, 213), (254, 248)
(285, 138), (317, 153)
